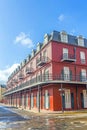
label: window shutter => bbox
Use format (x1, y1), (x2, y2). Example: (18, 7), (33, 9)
(70, 70), (72, 81)
(80, 71), (82, 81)
(61, 69), (64, 80)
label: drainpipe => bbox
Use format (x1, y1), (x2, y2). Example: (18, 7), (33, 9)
(74, 47), (76, 81)
(61, 83), (64, 113)
(38, 85), (40, 112)
(76, 85), (79, 109)
(16, 92), (17, 107)
(29, 88), (31, 110)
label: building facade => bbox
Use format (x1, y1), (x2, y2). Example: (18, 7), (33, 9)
(3, 30), (87, 112)
(0, 85), (6, 103)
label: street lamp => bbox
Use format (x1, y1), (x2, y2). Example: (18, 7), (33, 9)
(59, 83), (65, 113)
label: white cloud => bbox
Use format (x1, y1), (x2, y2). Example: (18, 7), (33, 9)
(58, 14), (65, 22)
(14, 32), (34, 48)
(0, 63), (19, 84)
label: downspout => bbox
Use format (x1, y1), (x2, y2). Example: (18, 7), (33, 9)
(29, 88), (31, 110)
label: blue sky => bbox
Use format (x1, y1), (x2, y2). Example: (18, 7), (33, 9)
(0, 0), (87, 84)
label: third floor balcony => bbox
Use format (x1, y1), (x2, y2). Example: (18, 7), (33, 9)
(25, 67), (34, 74)
(61, 53), (76, 62)
(36, 56), (49, 66)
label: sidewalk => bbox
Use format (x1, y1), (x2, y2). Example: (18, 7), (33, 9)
(1, 103), (87, 119)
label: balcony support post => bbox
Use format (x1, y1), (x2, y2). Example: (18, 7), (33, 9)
(38, 85), (40, 112)
(76, 85), (79, 109)
(29, 88), (31, 110)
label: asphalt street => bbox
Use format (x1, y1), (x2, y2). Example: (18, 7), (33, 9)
(1, 104), (87, 130)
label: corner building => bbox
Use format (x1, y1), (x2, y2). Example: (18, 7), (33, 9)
(4, 30), (87, 112)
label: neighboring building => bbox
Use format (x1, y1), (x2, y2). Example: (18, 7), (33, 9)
(3, 30), (87, 112)
(0, 84), (6, 103)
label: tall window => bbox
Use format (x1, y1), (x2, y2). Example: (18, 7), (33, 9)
(44, 69), (49, 81)
(36, 92), (39, 108)
(81, 69), (86, 81)
(31, 93), (34, 108)
(26, 94), (28, 107)
(80, 51), (86, 64)
(63, 48), (68, 59)
(22, 94), (24, 107)
(77, 36), (84, 46)
(43, 50), (47, 61)
(64, 67), (70, 80)
(44, 34), (49, 44)
(65, 89), (71, 108)
(30, 62), (33, 68)
(83, 90), (87, 108)
(44, 90), (49, 109)
(60, 31), (68, 43)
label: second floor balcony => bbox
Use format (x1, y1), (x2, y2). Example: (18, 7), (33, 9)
(4, 73), (87, 96)
(61, 53), (76, 62)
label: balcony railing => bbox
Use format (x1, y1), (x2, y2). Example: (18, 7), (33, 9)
(25, 67), (34, 74)
(18, 73), (24, 80)
(4, 73), (87, 96)
(81, 59), (86, 64)
(36, 56), (49, 66)
(61, 53), (76, 62)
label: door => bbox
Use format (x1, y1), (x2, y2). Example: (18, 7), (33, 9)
(22, 94), (24, 107)
(62, 94), (65, 109)
(45, 90), (49, 109)
(81, 93), (84, 108)
(31, 93), (34, 108)
(83, 90), (87, 108)
(65, 89), (71, 108)
(71, 93), (74, 109)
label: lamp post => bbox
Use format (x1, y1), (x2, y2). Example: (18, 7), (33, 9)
(59, 83), (65, 113)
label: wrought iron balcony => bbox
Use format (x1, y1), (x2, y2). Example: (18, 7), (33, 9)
(25, 67), (34, 74)
(4, 73), (87, 96)
(36, 56), (49, 66)
(81, 59), (86, 64)
(61, 53), (76, 62)
(18, 73), (24, 80)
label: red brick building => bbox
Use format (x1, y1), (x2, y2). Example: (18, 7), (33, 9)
(4, 30), (87, 112)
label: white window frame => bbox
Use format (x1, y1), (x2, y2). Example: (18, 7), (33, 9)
(63, 48), (68, 59)
(44, 90), (49, 109)
(78, 37), (84, 46)
(61, 33), (68, 43)
(64, 67), (70, 81)
(44, 34), (48, 44)
(81, 69), (86, 81)
(65, 89), (71, 108)
(31, 93), (34, 108)
(80, 51), (86, 64)
(44, 69), (49, 81)
(83, 90), (87, 108)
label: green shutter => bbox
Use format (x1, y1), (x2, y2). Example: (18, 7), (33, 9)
(61, 69), (64, 80)
(70, 70), (72, 81)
